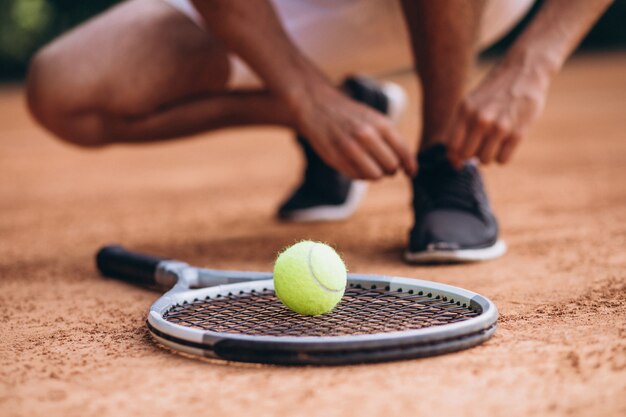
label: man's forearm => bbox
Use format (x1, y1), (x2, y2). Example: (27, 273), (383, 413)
(191, 0), (416, 180)
(399, 0), (485, 148)
(191, 0), (327, 108)
(501, 0), (614, 79)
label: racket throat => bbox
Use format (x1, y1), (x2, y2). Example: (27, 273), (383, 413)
(156, 261), (194, 289)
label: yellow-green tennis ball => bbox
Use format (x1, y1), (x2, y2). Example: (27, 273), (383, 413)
(273, 241), (347, 316)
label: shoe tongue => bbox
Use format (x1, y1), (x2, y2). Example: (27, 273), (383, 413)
(415, 144), (480, 213)
(418, 144), (456, 173)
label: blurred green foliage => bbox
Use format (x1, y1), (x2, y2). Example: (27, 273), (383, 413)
(0, 0), (120, 80)
(1, 0), (625, 81)
(1, 0), (51, 63)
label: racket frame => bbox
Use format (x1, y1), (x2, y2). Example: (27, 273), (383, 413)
(145, 259), (498, 364)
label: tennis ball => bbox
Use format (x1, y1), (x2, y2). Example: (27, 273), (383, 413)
(273, 241), (347, 316)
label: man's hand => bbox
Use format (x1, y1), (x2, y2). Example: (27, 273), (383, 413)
(192, 0), (415, 180)
(446, 62), (550, 166)
(444, 0), (614, 166)
(292, 83), (417, 180)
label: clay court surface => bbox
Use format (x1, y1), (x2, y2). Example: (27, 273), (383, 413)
(0, 53), (625, 417)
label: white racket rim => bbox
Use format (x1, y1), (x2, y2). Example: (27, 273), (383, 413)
(146, 263), (498, 354)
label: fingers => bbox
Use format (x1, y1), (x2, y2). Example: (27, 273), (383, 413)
(336, 133), (385, 180)
(378, 122), (417, 176)
(334, 153), (361, 179)
(344, 111), (416, 179)
(460, 115), (488, 161)
(316, 144), (361, 180)
(446, 102), (522, 166)
(299, 91), (417, 180)
(477, 123), (508, 164)
(354, 125), (400, 176)
(312, 125), (405, 181)
(497, 133), (521, 164)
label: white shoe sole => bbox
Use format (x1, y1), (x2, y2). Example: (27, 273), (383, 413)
(279, 181), (368, 223)
(381, 81), (407, 124)
(404, 240), (507, 264)
(281, 81), (407, 223)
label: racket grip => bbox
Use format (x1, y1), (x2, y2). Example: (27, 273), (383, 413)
(96, 245), (165, 286)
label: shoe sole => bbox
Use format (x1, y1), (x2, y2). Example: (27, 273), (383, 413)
(278, 181), (368, 223)
(280, 80), (407, 223)
(381, 81), (407, 123)
(404, 240), (507, 264)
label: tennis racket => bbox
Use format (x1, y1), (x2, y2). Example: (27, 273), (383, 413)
(96, 245), (498, 365)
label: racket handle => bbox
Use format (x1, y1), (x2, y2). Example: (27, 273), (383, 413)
(96, 245), (165, 286)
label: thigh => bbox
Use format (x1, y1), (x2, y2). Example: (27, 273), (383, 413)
(40, 0), (231, 115)
(229, 0), (535, 88)
(279, 0), (414, 79)
(228, 0), (414, 89)
(146, 0), (413, 89)
(479, 0), (535, 49)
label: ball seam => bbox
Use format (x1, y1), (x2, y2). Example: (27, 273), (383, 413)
(307, 243), (343, 293)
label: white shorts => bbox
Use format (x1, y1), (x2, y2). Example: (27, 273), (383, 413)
(164, 0), (534, 89)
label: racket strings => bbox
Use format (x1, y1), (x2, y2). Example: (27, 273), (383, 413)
(163, 285), (479, 337)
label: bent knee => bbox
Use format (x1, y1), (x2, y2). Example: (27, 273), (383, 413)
(26, 48), (108, 147)
(27, 45), (69, 127)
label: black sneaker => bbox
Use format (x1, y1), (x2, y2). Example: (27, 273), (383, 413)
(405, 144), (506, 263)
(277, 76), (406, 222)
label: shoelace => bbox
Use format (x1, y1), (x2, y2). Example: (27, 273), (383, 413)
(415, 164), (484, 215)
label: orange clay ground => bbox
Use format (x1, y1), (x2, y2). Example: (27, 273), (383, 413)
(1, 53), (625, 417)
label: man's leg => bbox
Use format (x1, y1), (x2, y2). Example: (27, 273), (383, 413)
(275, 0), (488, 223)
(277, 76), (407, 222)
(401, 0), (506, 263)
(401, 0), (485, 150)
(26, 0), (294, 147)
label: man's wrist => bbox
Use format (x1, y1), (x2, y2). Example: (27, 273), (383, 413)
(282, 74), (334, 118)
(501, 43), (561, 87)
